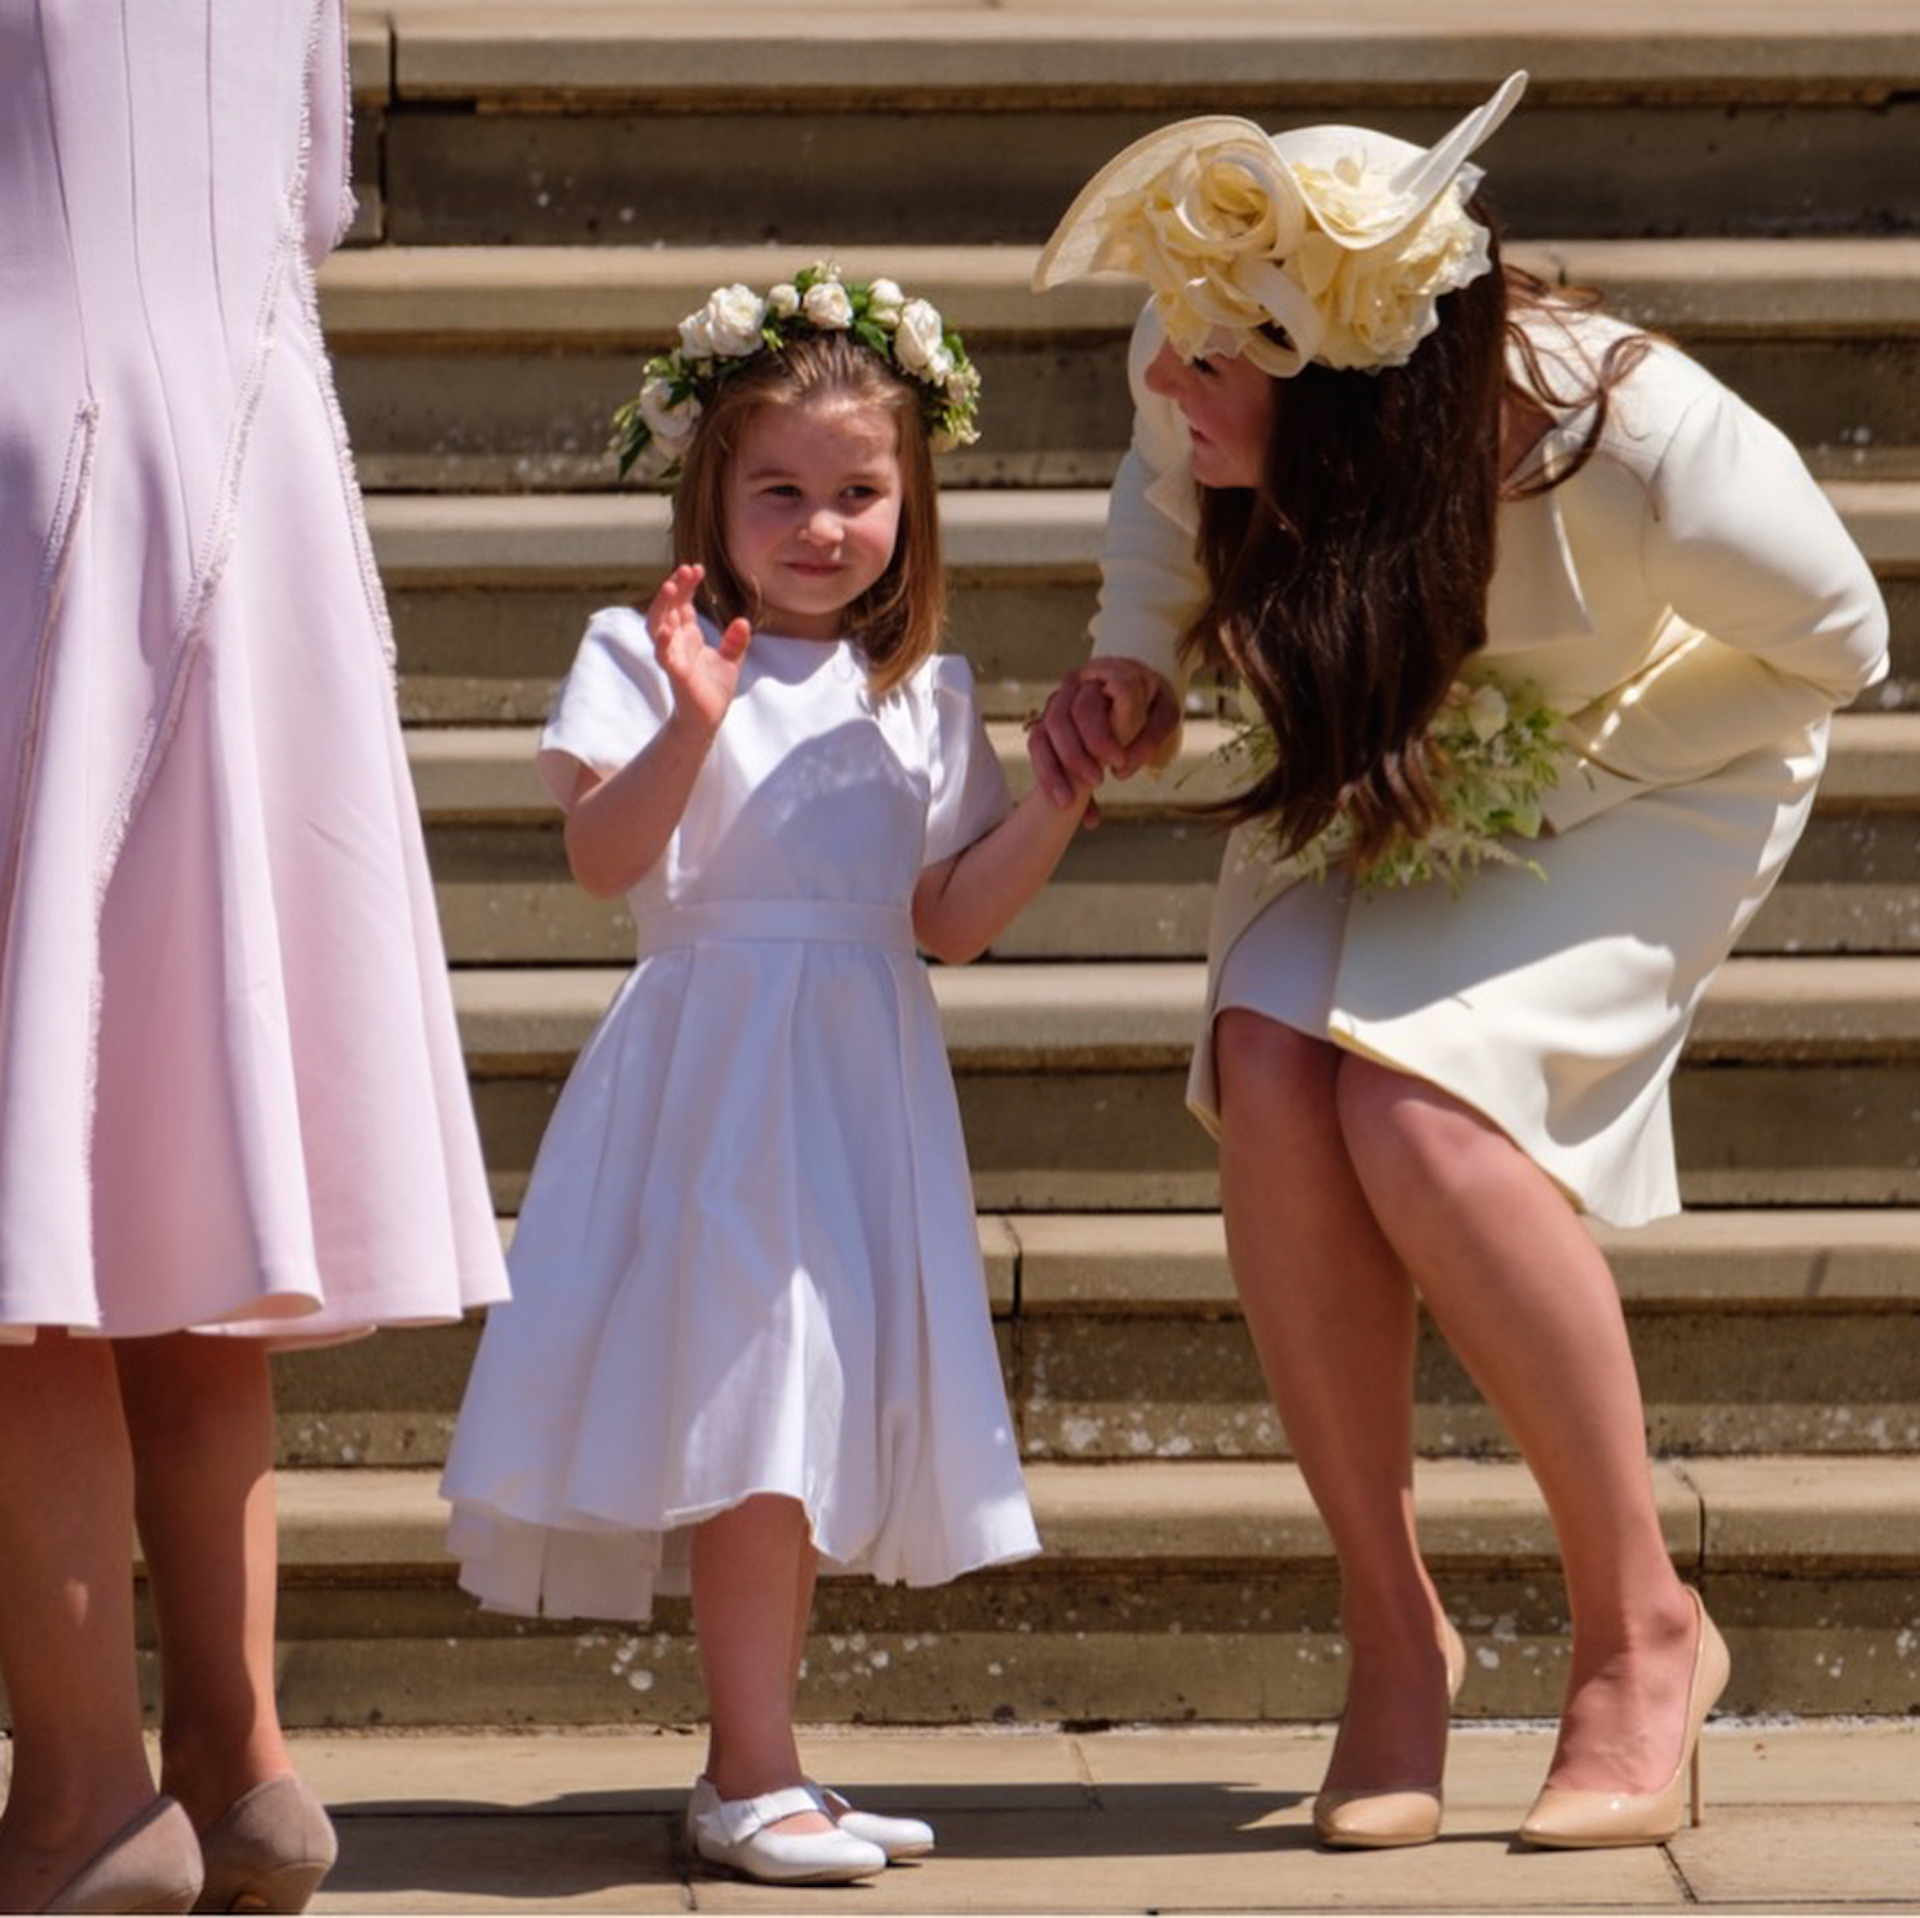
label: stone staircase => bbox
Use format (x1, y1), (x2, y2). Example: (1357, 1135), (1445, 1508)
(266, 0), (1920, 1730)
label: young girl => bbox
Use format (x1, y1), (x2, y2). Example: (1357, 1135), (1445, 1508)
(441, 265), (1094, 1887)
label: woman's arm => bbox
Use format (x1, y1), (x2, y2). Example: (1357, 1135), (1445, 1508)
(560, 566), (751, 897)
(1539, 370), (1888, 833)
(1030, 308), (1208, 808)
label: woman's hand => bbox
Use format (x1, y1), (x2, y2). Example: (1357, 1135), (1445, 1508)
(648, 563), (750, 736)
(1027, 657), (1179, 814)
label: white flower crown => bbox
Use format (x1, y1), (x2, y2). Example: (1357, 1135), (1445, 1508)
(613, 262), (983, 483)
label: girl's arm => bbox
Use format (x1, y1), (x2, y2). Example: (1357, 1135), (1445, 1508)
(912, 783), (1094, 966)
(562, 565), (751, 898)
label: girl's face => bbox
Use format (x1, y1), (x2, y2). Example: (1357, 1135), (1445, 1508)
(722, 399), (905, 640)
(1143, 338), (1275, 489)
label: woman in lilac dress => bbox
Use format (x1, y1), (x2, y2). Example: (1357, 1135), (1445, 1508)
(0, 3), (506, 1910)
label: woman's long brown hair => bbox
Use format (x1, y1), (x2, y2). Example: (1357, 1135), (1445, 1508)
(1185, 216), (1649, 867)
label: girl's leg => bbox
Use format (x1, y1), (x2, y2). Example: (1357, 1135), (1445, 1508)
(690, 1496), (832, 1835)
(1214, 1012), (1456, 1794)
(788, 1546), (819, 1727)
(0, 1334), (158, 1912)
(110, 1334), (296, 1831)
(1333, 1057), (1702, 1795)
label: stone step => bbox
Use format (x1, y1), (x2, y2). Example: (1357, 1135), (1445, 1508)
(446, 957), (1920, 1212)
(343, 2), (1920, 245)
(367, 483), (1920, 721)
(227, 1455), (1920, 1723)
(273, 1209), (1920, 1471)
(321, 239), (1920, 492)
(410, 714), (1920, 963)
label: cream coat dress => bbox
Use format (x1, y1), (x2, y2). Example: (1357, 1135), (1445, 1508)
(1097, 306), (1888, 1225)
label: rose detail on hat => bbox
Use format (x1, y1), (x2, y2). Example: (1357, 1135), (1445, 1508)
(1289, 173), (1492, 372)
(1099, 136), (1493, 376)
(1033, 72), (1528, 378)
(612, 261), (982, 483)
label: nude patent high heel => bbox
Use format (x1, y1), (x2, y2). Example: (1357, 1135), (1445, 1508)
(1313, 1615), (1467, 1849)
(1518, 1588), (1730, 1850)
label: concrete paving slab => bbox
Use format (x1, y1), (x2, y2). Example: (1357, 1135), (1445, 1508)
(1673, 1803), (1920, 1908)
(320, 1811), (683, 1912)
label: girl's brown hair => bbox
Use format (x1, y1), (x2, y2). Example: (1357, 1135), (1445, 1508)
(672, 332), (945, 697)
(1186, 212), (1648, 867)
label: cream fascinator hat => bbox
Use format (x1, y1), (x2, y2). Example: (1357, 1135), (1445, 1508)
(1033, 72), (1528, 376)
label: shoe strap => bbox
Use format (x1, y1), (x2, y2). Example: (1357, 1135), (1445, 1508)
(710, 1785), (822, 1844)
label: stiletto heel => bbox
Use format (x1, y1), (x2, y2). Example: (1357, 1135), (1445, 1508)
(1518, 1587), (1729, 1850)
(191, 1775), (337, 1915)
(1313, 1615), (1466, 1849)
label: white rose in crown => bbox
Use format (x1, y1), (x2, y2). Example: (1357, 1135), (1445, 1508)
(676, 310), (714, 358)
(636, 374), (701, 451)
(802, 280), (855, 329)
(892, 298), (947, 372)
(867, 278), (906, 322)
(767, 282), (800, 319)
(694, 283), (767, 358)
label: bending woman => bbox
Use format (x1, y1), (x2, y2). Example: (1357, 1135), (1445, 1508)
(1026, 74), (1887, 1849)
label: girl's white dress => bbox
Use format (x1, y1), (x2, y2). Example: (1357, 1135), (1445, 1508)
(442, 609), (1041, 1621)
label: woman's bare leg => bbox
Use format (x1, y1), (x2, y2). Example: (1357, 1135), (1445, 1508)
(0, 1335), (157, 1911)
(691, 1497), (832, 1835)
(1215, 1012), (1456, 1793)
(112, 1334), (295, 1832)
(1334, 1057), (1701, 1794)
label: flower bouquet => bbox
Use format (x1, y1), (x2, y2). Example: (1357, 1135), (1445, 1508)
(1222, 674), (1568, 895)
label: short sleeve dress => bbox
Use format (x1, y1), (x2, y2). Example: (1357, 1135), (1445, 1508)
(441, 609), (1041, 1622)
(0, 0), (507, 1342)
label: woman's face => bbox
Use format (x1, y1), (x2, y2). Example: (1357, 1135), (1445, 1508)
(1143, 338), (1275, 489)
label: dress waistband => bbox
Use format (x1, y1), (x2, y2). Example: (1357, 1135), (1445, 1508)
(631, 900), (917, 959)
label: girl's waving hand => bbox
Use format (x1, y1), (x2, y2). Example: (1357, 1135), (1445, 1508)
(561, 568), (752, 899)
(650, 564), (753, 736)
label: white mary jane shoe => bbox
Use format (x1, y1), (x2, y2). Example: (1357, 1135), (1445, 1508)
(686, 1777), (888, 1885)
(808, 1781), (936, 1861)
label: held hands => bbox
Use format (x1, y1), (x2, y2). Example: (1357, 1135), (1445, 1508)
(1027, 658), (1180, 822)
(648, 563), (751, 736)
